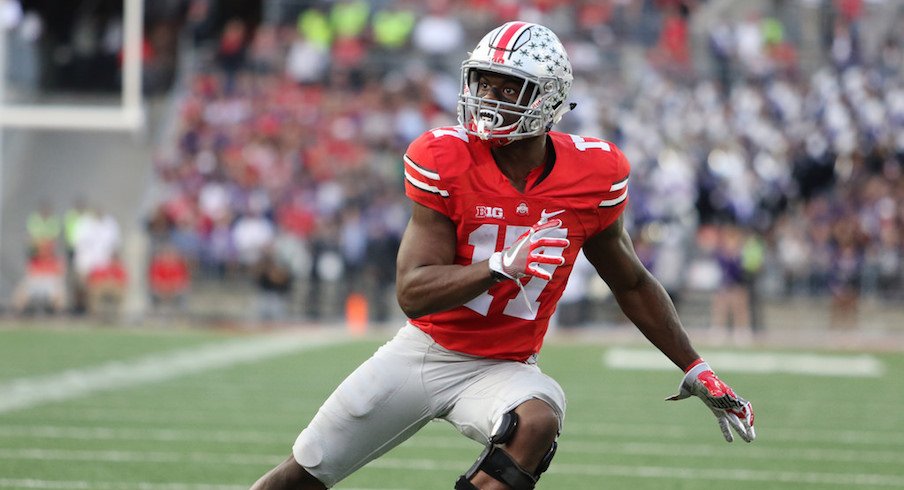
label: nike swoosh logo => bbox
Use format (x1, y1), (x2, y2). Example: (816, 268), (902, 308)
(540, 209), (565, 221)
(502, 238), (528, 268)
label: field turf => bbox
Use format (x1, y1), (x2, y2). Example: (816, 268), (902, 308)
(1, 324), (902, 489)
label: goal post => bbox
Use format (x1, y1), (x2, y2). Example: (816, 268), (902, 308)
(0, 0), (147, 305)
(0, 0), (146, 132)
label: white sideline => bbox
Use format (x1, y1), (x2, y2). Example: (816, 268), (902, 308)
(603, 347), (884, 377)
(0, 332), (346, 414)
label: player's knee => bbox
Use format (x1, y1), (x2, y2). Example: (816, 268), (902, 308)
(293, 427), (324, 469)
(511, 400), (560, 449)
(455, 407), (560, 490)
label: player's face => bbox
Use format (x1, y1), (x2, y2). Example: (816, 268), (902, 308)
(474, 71), (526, 104)
(472, 71), (536, 125)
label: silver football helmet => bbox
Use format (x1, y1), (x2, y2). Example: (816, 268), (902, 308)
(458, 21), (574, 145)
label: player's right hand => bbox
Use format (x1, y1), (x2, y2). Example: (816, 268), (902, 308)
(666, 359), (756, 443)
(489, 217), (570, 281)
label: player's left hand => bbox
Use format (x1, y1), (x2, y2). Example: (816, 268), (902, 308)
(666, 359), (755, 443)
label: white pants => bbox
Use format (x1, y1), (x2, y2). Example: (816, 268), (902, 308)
(293, 323), (566, 487)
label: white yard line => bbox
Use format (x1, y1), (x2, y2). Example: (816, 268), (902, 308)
(6, 421), (904, 448)
(561, 439), (904, 465)
(0, 479), (246, 490)
(572, 421), (904, 446)
(0, 478), (396, 490)
(0, 448), (276, 465)
(371, 458), (904, 487)
(0, 425), (282, 443)
(604, 347), (885, 377)
(0, 332), (346, 414)
(3, 450), (903, 487)
(2, 445), (903, 482)
(398, 436), (904, 465)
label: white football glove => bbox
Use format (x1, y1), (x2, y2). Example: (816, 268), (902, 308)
(666, 359), (756, 443)
(488, 217), (570, 282)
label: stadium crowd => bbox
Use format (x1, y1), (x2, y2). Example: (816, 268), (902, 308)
(137, 0), (903, 327)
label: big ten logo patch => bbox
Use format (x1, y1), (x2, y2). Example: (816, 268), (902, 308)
(475, 206), (504, 219)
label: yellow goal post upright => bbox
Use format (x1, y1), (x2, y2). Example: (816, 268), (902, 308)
(0, 0), (145, 298)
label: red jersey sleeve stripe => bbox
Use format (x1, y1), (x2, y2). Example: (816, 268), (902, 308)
(609, 176), (629, 192)
(599, 188), (628, 207)
(404, 154), (441, 181)
(405, 170), (450, 197)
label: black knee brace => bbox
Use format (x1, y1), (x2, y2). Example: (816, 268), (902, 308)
(455, 445), (537, 490)
(453, 411), (558, 490)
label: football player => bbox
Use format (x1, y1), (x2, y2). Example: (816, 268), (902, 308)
(252, 21), (755, 490)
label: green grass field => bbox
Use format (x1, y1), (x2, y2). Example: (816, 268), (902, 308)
(1, 324), (903, 489)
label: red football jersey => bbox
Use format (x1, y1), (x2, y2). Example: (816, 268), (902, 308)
(403, 126), (630, 361)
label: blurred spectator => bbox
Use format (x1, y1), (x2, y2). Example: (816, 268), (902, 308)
(26, 200), (61, 255)
(216, 18), (248, 93)
(11, 242), (67, 316)
(232, 208), (275, 269)
(329, 0), (371, 72)
(73, 207), (122, 281)
(85, 252), (129, 321)
(72, 206), (122, 315)
(63, 197), (90, 261)
(412, 0), (464, 72)
(297, 6), (333, 51)
(709, 225), (753, 345)
(62, 197), (90, 313)
(339, 206), (367, 292)
(735, 12), (768, 79)
(286, 30), (330, 84)
(203, 211), (239, 278)
(830, 18), (860, 70)
(649, 3), (691, 79)
(361, 221), (401, 323)
(148, 243), (191, 313)
(871, 226), (902, 299)
(774, 213), (810, 295)
(306, 221), (344, 320)
(170, 214), (203, 271)
(253, 245), (294, 322)
(829, 220), (865, 329)
(146, 204), (175, 249)
(741, 231), (766, 333)
(551, 250), (595, 329)
(371, 4), (416, 54)
(708, 20), (735, 92)
(247, 24), (281, 75)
